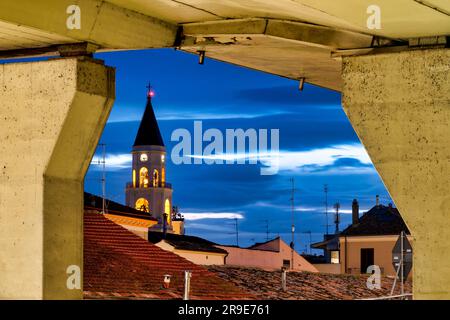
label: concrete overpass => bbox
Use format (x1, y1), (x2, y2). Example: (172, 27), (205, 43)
(0, 0), (449, 299)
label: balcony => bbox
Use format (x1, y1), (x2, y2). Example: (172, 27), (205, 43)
(126, 182), (172, 189)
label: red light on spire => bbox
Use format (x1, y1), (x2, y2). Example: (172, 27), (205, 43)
(146, 82), (155, 99)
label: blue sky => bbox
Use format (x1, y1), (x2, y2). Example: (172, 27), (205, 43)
(85, 48), (392, 253)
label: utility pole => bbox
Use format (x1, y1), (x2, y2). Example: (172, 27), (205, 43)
(324, 184), (329, 235)
(290, 178), (295, 270)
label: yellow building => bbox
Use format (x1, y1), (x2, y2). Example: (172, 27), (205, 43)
(339, 202), (412, 277)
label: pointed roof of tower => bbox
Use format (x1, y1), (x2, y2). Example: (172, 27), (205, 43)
(133, 85), (164, 147)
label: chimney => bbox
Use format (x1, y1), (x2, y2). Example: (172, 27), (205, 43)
(376, 195), (380, 206)
(352, 199), (359, 225)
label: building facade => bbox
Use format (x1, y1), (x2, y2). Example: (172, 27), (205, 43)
(217, 237), (318, 272)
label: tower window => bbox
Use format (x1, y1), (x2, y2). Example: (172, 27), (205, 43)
(153, 169), (159, 187)
(139, 167), (149, 188)
(132, 169), (136, 188)
(165, 199), (171, 224)
(135, 198), (149, 212)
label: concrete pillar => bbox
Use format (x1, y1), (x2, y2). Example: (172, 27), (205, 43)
(0, 57), (115, 299)
(342, 48), (449, 299)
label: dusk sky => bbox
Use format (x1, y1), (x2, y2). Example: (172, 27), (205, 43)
(85, 48), (393, 253)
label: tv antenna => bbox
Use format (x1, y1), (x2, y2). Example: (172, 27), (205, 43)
(92, 143), (107, 214)
(324, 184), (329, 234)
(289, 177), (296, 270)
(334, 202), (341, 234)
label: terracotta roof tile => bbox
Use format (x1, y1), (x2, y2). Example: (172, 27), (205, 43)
(83, 212), (254, 300)
(207, 265), (412, 300)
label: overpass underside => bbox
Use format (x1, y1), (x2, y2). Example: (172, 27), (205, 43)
(0, 0), (449, 299)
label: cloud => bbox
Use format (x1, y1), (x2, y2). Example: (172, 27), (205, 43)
(90, 153), (131, 171)
(182, 212), (244, 220)
(186, 144), (373, 174)
(107, 104), (288, 123)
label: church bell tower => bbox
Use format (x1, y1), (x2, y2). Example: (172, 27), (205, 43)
(125, 85), (173, 228)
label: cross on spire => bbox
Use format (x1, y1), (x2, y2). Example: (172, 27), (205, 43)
(146, 82), (155, 99)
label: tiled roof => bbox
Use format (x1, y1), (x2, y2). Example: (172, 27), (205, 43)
(84, 212), (253, 300)
(147, 231), (228, 254)
(208, 266), (412, 300)
(340, 205), (410, 236)
(84, 192), (156, 221)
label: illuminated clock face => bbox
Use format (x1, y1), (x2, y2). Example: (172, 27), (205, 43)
(140, 153), (148, 162)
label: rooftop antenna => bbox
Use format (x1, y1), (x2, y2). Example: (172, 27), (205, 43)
(299, 231), (312, 254)
(93, 143), (107, 214)
(234, 217), (239, 247)
(290, 177), (296, 270)
(334, 202), (341, 234)
(324, 184), (329, 235)
(262, 219), (270, 241)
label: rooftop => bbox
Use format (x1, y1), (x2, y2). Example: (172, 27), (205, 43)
(208, 265), (412, 300)
(84, 192), (156, 221)
(147, 231), (228, 254)
(340, 204), (410, 237)
(84, 212), (253, 299)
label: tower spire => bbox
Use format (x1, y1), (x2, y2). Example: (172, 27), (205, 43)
(133, 83), (164, 147)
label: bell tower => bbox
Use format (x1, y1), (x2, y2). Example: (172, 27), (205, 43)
(125, 85), (173, 228)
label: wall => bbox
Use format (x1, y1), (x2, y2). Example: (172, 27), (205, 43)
(313, 264), (341, 274)
(217, 240), (318, 272)
(155, 241), (225, 265)
(339, 235), (413, 277)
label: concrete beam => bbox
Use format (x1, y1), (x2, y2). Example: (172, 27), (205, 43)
(0, 57), (115, 299)
(0, 0), (177, 49)
(342, 48), (450, 299)
(182, 18), (374, 50)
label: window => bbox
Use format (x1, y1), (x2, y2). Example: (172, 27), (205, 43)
(282, 259), (290, 269)
(331, 250), (340, 264)
(360, 248), (374, 273)
(165, 199), (171, 224)
(132, 169), (136, 188)
(153, 169), (159, 187)
(161, 168), (165, 185)
(135, 198), (149, 212)
(139, 167), (149, 187)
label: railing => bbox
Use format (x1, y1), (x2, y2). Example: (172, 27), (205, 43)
(126, 182), (172, 189)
